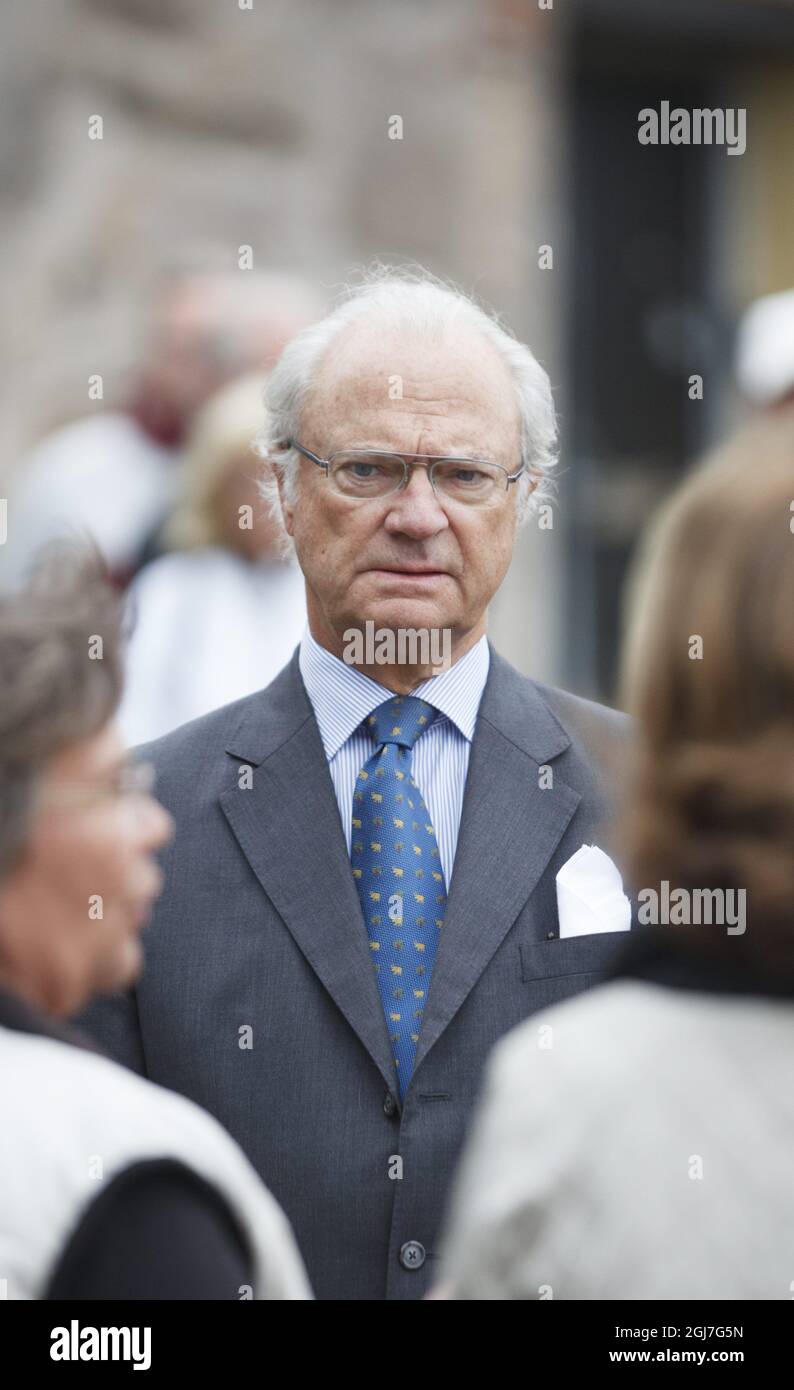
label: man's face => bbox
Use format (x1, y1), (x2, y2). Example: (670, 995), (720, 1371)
(278, 324), (523, 656)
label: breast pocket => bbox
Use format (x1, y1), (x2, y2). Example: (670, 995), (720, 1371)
(519, 931), (630, 1007)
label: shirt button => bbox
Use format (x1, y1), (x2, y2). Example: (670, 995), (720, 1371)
(399, 1240), (426, 1270)
(383, 1093), (397, 1117)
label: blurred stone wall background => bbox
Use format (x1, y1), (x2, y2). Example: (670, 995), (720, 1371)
(2, 0), (793, 693)
(0, 0), (566, 681)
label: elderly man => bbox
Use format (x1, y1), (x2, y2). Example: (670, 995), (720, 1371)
(80, 268), (631, 1301)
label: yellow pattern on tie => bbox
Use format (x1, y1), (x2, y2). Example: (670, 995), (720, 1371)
(351, 695), (447, 1099)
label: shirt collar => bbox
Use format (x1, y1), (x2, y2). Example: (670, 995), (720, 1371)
(298, 624), (490, 760)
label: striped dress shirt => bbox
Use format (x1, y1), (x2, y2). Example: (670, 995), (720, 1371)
(298, 627), (490, 887)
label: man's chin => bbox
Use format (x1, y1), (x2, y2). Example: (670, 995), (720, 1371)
(349, 592), (453, 632)
(349, 603), (453, 636)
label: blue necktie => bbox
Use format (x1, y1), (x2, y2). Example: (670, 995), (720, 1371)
(351, 694), (448, 1099)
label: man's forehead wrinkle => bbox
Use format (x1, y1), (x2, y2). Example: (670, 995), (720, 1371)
(316, 360), (486, 400)
(313, 318), (512, 389)
(310, 369), (510, 418)
(364, 391), (477, 420)
(368, 371), (474, 403)
(301, 328), (521, 453)
(304, 380), (480, 437)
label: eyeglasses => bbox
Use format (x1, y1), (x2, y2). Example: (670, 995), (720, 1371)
(38, 760), (157, 809)
(288, 440), (529, 508)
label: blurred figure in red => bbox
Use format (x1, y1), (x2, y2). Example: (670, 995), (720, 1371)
(0, 271), (324, 592)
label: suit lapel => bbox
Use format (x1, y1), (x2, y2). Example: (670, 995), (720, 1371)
(219, 652), (399, 1096)
(412, 645), (581, 1075)
(218, 644), (582, 1095)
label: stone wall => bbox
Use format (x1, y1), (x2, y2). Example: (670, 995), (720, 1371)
(0, 0), (567, 679)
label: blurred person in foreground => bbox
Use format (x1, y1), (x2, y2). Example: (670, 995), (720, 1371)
(118, 373), (306, 744)
(0, 548), (310, 1299)
(0, 271), (323, 593)
(436, 411), (794, 1299)
(78, 266), (633, 1302)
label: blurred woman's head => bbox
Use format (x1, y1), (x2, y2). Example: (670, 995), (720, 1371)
(0, 548), (173, 1016)
(164, 371), (285, 562)
(619, 411), (794, 972)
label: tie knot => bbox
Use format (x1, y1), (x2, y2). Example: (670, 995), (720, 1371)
(365, 695), (437, 750)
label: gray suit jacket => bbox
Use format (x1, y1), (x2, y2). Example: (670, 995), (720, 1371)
(78, 642), (633, 1300)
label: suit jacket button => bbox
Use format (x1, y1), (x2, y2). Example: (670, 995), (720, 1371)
(399, 1241), (426, 1270)
(383, 1093), (397, 1117)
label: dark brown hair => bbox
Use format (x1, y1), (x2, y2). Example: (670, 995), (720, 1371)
(618, 409), (794, 974)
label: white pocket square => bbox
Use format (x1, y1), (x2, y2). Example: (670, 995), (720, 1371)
(555, 844), (632, 939)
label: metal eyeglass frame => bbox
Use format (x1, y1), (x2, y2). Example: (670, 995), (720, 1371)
(287, 439), (527, 501)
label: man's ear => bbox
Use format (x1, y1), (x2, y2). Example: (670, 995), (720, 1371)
(272, 457), (296, 537)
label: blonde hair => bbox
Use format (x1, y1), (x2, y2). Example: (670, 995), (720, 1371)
(618, 409), (794, 970)
(165, 373), (269, 551)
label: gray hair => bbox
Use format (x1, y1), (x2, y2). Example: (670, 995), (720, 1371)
(0, 544), (124, 881)
(255, 265), (558, 554)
